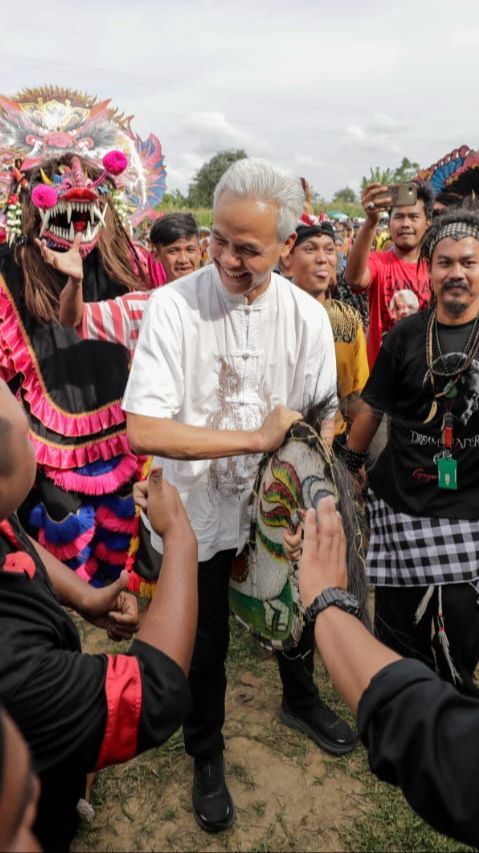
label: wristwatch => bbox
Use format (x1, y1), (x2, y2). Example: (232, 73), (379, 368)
(304, 587), (362, 624)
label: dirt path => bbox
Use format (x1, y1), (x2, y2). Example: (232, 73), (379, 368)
(72, 622), (368, 853)
(71, 618), (466, 853)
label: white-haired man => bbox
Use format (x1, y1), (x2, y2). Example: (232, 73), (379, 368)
(123, 158), (339, 832)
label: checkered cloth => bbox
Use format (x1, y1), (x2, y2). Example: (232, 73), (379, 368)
(366, 492), (479, 586)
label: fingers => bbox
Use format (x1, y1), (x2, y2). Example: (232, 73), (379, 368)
(301, 507), (319, 560)
(316, 495), (340, 541)
(72, 233), (83, 250)
(282, 526), (303, 561)
(148, 466), (163, 488)
(133, 480), (148, 509)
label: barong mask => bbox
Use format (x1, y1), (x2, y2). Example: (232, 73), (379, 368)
(230, 409), (369, 652)
(29, 150), (127, 255)
(0, 86), (167, 248)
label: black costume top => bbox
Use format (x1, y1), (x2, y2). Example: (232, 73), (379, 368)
(0, 514), (189, 850)
(358, 657), (479, 848)
(363, 310), (479, 518)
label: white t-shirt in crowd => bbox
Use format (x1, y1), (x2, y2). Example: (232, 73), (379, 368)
(122, 264), (337, 561)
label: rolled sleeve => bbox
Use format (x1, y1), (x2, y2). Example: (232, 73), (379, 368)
(127, 639), (191, 754)
(122, 290), (184, 419)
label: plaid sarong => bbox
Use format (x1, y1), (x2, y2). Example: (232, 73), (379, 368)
(366, 492), (479, 587)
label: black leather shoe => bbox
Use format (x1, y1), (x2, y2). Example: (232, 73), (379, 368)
(278, 699), (357, 756)
(192, 754), (235, 832)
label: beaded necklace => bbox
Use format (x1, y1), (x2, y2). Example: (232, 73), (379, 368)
(424, 307), (479, 490)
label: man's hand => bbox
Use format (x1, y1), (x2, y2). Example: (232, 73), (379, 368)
(361, 183), (391, 225)
(298, 497), (347, 608)
(34, 232), (84, 283)
(255, 405), (302, 454)
(78, 569), (140, 641)
(134, 466), (195, 542)
(282, 515), (303, 562)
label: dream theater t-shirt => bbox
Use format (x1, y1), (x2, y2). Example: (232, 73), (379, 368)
(363, 310), (479, 519)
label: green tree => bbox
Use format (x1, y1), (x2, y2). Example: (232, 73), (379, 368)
(160, 189), (189, 208)
(360, 166), (395, 190)
(392, 157), (420, 183)
(361, 158), (420, 191)
(187, 149), (248, 207)
(332, 186), (357, 204)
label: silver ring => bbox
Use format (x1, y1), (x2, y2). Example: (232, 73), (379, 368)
(366, 202), (376, 211)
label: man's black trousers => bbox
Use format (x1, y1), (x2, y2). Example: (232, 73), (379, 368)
(375, 583), (479, 696)
(183, 549), (319, 759)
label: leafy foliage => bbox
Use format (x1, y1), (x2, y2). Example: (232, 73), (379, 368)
(187, 149), (248, 207)
(360, 157), (420, 191)
(161, 189), (189, 208)
(332, 187), (358, 204)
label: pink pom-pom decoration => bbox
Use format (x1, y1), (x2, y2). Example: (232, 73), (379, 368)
(103, 150), (128, 176)
(31, 184), (58, 210)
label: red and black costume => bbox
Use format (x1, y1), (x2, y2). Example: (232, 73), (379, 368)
(0, 514), (189, 851)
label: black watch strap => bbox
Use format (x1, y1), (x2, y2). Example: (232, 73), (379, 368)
(304, 587), (362, 624)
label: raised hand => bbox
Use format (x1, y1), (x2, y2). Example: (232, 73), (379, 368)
(34, 232), (84, 282)
(361, 182), (391, 223)
(134, 466), (195, 541)
(298, 497), (348, 607)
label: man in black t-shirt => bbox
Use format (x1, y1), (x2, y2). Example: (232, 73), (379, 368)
(0, 379), (198, 852)
(346, 209), (479, 693)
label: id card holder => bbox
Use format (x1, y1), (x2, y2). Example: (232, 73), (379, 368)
(437, 456), (458, 490)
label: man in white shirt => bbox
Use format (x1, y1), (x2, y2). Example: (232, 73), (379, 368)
(122, 158), (338, 833)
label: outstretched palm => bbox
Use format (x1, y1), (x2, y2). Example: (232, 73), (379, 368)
(34, 232), (84, 281)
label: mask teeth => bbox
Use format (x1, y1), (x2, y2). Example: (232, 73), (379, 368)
(39, 212), (49, 237)
(66, 203), (72, 224)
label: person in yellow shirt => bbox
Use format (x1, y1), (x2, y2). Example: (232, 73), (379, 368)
(287, 223), (369, 439)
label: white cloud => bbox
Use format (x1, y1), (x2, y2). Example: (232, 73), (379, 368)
(178, 112), (250, 156)
(343, 118), (403, 157)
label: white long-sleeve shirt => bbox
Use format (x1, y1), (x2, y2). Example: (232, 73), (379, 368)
(122, 265), (337, 561)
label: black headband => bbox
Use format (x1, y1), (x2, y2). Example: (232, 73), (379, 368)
(294, 223), (336, 249)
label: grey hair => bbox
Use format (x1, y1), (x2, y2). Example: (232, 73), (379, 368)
(389, 288), (419, 311)
(213, 158), (305, 242)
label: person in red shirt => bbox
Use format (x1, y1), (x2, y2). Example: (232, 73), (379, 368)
(345, 179), (434, 367)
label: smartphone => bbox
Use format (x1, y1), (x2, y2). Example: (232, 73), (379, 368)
(374, 183), (417, 207)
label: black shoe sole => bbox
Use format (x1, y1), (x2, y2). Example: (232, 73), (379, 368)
(192, 799), (235, 833)
(278, 707), (357, 756)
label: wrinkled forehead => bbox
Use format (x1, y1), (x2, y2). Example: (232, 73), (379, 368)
(213, 191), (281, 244)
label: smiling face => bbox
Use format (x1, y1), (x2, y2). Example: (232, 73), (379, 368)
(210, 191), (295, 299)
(429, 236), (479, 321)
(152, 236), (201, 282)
(289, 233), (337, 299)
(389, 199), (429, 252)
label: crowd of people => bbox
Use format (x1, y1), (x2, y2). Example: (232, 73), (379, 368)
(2, 144), (479, 853)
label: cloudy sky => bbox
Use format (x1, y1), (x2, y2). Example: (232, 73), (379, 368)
(2, 0), (477, 199)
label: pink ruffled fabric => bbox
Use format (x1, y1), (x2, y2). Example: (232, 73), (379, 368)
(0, 283), (126, 438)
(32, 431), (131, 470)
(44, 453), (138, 495)
(95, 505), (137, 534)
(38, 526), (95, 561)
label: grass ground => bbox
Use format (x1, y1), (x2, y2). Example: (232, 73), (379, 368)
(71, 616), (475, 853)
